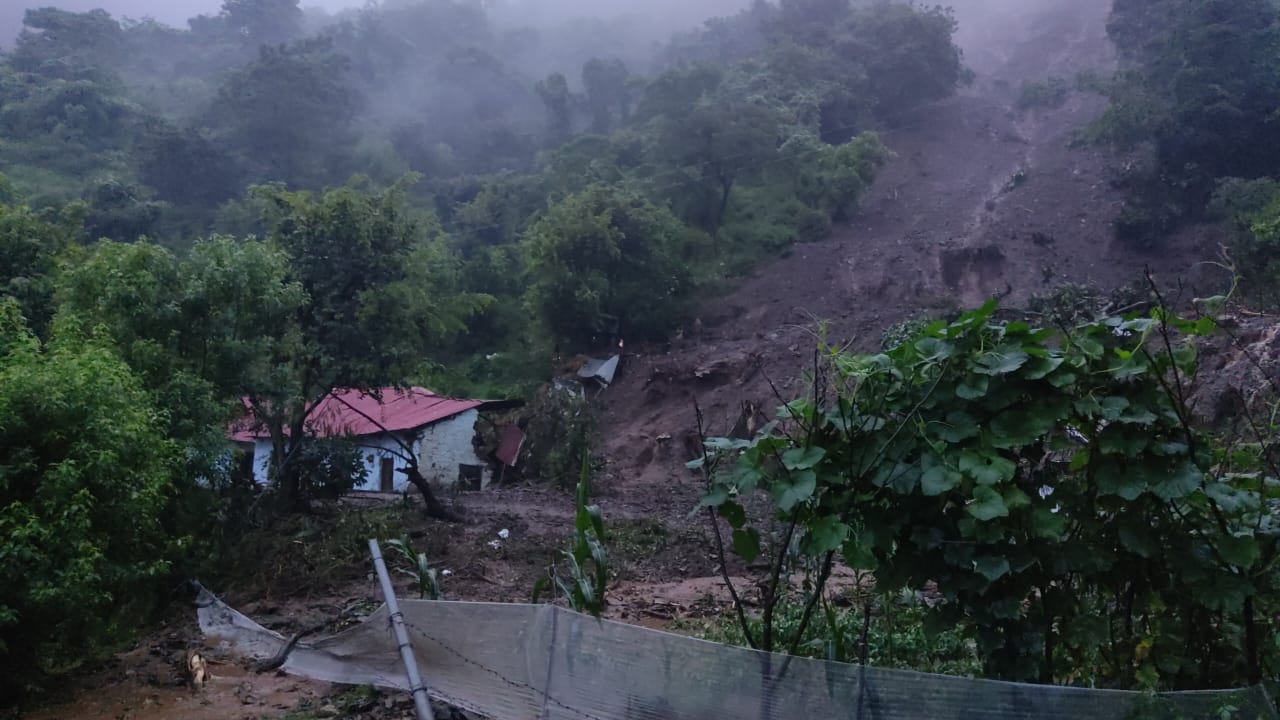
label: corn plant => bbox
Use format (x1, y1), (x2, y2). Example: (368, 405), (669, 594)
(533, 454), (609, 617)
(386, 535), (440, 600)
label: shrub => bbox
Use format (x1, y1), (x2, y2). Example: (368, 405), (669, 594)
(0, 301), (177, 701)
(1017, 77), (1070, 110)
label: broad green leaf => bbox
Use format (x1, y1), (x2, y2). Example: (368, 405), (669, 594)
(1218, 533), (1259, 569)
(1100, 396), (1130, 421)
(783, 446), (826, 470)
(959, 450), (1016, 485)
(1108, 352), (1151, 379)
(1202, 482), (1253, 513)
(1118, 520), (1157, 557)
(989, 409), (1056, 448)
(717, 500), (746, 528)
(1022, 354), (1064, 380)
(933, 410), (980, 442)
(1118, 405), (1157, 425)
(1029, 507), (1067, 538)
(1097, 429), (1150, 458)
(956, 375), (989, 399)
(727, 461), (764, 494)
(1047, 370), (1078, 389)
(1002, 486), (1031, 510)
(921, 459), (962, 496)
(1095, 466), (1145, 500)
(842, 531), (877, 570)
(974, 555), (1011, 581)
(914, 337), (954, 361)
(773, 469), (817, 511)
(1151, 461), (1202, 501)
(968, 486), (1009, 521)
(802, 516), (850, 555)
(700, 487), (729, 507)
(732, 528), (761, 562)
(974, 345), (1030, 375)
(1068, 450), (1090, 471)
(704, 437), (752, 452)
(1074, 336), (1104, 359)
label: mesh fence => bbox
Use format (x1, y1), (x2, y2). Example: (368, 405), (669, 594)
(196, 587), (1277, 720)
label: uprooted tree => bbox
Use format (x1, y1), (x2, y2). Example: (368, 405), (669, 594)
(697, 296), (1279, 690)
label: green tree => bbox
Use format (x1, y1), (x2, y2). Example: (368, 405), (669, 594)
(219, 0), (304, 47)
(0, 300), (176, 699)
(206, 37), (357, 187)
(781, 130), (891, 219)
(842, 3), (965, 122)
(535, 71), (573, 146)
(699, 301), (1279, 687)
(582, 57), (631, 134)
(0, 203), (75, 336)
(1094, 0), (1280, 244)
(54, 237), (305, 483)
(524, 184), (693, 349)
(10, 8), (124, 78)
(654, 98), (780, 232)
(250, 178), (486, 509)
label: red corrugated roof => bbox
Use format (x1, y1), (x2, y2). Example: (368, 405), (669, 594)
(230, 387), (481, 442)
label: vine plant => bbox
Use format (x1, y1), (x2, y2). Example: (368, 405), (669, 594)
(696, 298), (1279, 689)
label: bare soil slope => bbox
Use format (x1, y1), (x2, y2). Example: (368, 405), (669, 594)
(593, 0), (1224, 512)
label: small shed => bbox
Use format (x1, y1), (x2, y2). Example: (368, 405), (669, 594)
(232, 387), (510, 492)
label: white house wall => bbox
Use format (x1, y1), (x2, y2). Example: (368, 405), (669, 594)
(351, 433), (416, 492)
(248, 411), (488, 491)
(417, 408), (490, 489)
(252, 439), (272, 486)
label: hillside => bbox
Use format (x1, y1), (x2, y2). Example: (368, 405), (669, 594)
(15, 1), (1272, 718)
(593, 0), (1225, 509)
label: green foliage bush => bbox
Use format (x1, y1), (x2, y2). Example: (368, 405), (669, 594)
(699, 302), (1280, 688)
(0, 301), (177, 699)
(520, 386), (595, 488)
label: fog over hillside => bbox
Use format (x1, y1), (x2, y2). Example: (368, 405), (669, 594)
(1, 0), (753, 46)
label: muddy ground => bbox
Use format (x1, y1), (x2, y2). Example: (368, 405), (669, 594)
(25, 1), (1238, 717)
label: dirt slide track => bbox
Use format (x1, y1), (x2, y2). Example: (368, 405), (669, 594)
(593, 0), (1223, 516)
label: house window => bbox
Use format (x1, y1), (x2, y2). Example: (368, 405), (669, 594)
(457, 464), (483, 491)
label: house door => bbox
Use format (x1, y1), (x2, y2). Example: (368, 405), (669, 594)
(380, 458), (395, 493)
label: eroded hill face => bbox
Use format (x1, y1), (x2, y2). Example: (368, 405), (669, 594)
(593, 0), (1226, 505)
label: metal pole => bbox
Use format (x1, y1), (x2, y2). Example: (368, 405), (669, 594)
(369, 539), (435, 720)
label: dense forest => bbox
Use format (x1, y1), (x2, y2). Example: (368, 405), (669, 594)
(4, 0), (1280, 710)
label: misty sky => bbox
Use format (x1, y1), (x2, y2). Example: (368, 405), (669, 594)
(0, 1), (356, 46)
(6, 0), (357, 26)
(1, 0), (750, 47)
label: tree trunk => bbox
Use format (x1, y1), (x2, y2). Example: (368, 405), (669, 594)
(402, 466), (464, 523)
(716, 175), (734, 232)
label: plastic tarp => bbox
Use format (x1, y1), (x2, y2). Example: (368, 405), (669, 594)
(197, 588), (1276, 720)
(577, 356), (620, 387)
